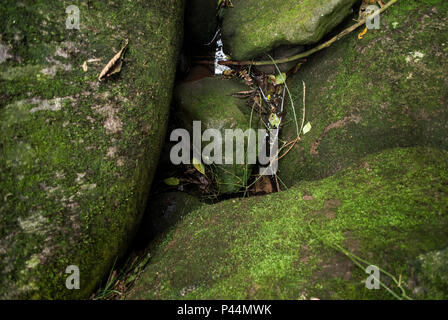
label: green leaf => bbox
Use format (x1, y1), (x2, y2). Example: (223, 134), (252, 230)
(275, 72), (287, 85)
(193, 157), (206, 175)
(164, 177), (180, 186)
(302, 122), (312, 135)
(269, 113), (281, 128)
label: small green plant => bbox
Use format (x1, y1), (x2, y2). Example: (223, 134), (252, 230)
(92, 253), (151, 300)
(243, 56), (306, 196)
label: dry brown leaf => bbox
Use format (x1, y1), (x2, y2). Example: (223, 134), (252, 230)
(239, 70), (253, 86)
(253, 176), (274, 194)
(223, 69), (234, 76)
(98, 39), (129, 81)
(232, 90), (255, 97)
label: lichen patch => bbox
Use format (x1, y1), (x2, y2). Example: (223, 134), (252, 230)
(406, 51), (425, 63)
(104, 115), (123, 134)
(92, 104), (123, 134)
(0, 41), (13, 63)
(29, 97), (73, 113)
(18, 213), (49, 235)
(25, 255), (41, 269)
(107, 146), (118, 158)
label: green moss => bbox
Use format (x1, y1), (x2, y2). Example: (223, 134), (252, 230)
(279, 0), (448, 187)
(127, 147), (448, 299)
(0, 0), (184, 299)
(221, 0), (358, 60)
(409, 248), (448, 299)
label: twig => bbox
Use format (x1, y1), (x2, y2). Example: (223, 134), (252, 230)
(277, 80), (306, 160)
(274, 174), (281, 192)
(299, 80), (306, 136)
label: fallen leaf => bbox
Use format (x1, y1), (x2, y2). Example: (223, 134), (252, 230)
(358, 27), (368, 40)
(302, 195), (315, 201)
(192, 157), (206, 175)
(235, 90), (255, 95)
(82, 58), (101, 72)
(223, 69), (234, 76)
(164, 177), (180, 186)
(239, 70), (253, 86)
(98, 39), (129, 82)
(253, 176), (274, 194)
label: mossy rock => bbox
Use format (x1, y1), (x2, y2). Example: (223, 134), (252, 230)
(221, 0), (358, 61)
(279, 0), (448, 187)
(127, 147), (448, 299)
(0, 0), (183, 299)
(174, 77), (260, 194)
(408, 247), (448, 299)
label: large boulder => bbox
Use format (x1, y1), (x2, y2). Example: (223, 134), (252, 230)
(174, 77), (259, 194)
(0, 0), (183, 299)
(221, 0), (358, 61)
(127, 147), (448, 299)
(279, 0), (448, 186)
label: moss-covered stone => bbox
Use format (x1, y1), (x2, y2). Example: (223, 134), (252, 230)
(221, 0), (358, 61)
(408, 247), (448, 299)
(127, 147), (448, 300)
(0, 0), (183, 299)
(174, 77), (259, 194)
(278, 0), (448, 187)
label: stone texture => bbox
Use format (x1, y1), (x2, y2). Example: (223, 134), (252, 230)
(0, 0), (184, 299)
(222, 0), (358, 60)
